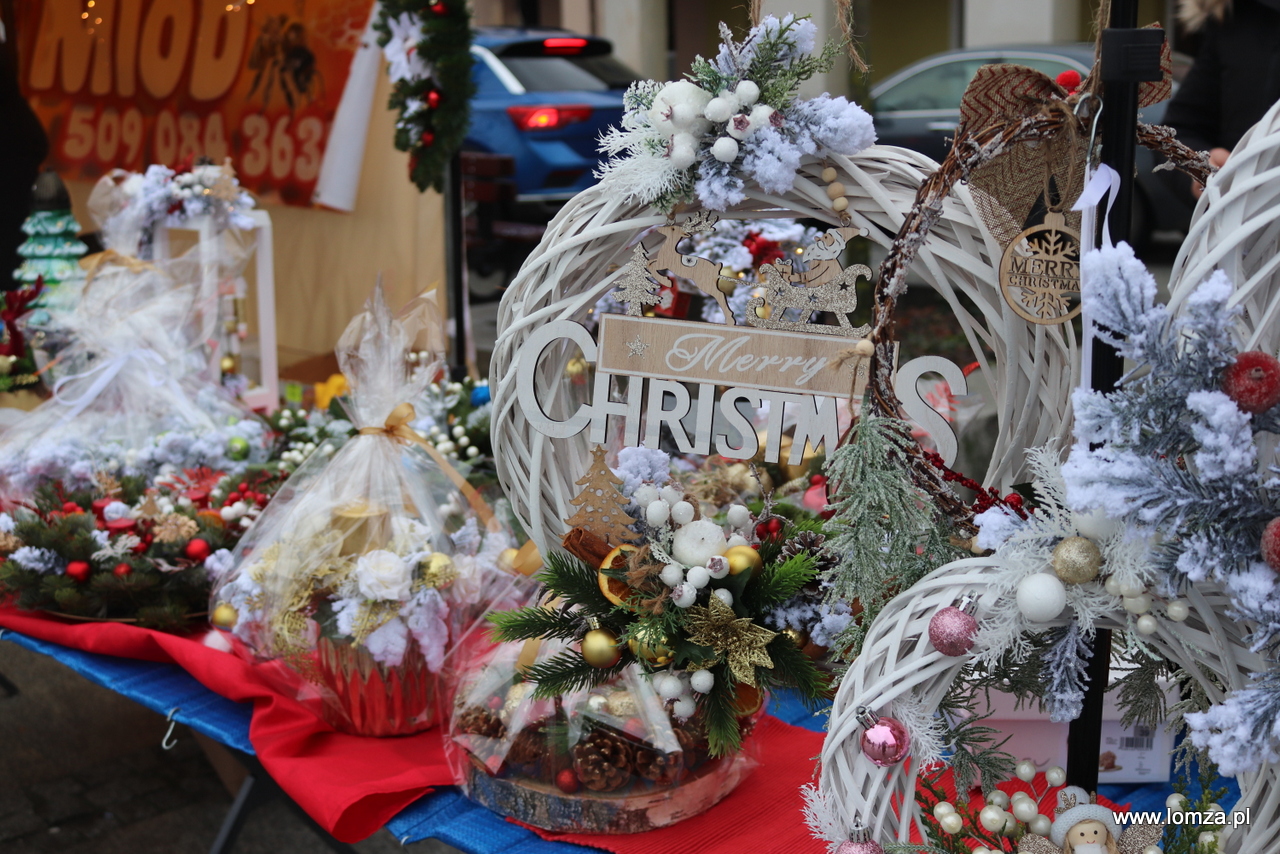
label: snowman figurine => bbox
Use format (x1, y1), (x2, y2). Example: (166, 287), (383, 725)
(1019, 786), (1163, 854)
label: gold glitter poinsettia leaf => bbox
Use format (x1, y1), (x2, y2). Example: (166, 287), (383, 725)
(1017, 834), (1062, 854)
(684, 595), (777, 686)
(1118, 822), (1165, 854)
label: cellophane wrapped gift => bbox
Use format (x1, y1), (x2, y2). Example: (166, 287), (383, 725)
(211, 289), (530, 736)
(448, 638), (764, 833)
(0, 233), (268, 501)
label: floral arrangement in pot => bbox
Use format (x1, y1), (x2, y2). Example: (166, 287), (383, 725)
(450, 445), (828, 831)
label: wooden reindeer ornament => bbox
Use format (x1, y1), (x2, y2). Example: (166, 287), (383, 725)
(640, 211), (740, 324)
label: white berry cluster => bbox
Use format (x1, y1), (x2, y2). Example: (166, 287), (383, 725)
(652, 667), (718, 720)
(274, 407), (342, 472)
(631, 483), (754, 610)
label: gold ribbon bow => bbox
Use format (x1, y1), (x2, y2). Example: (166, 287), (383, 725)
(358, 401), (502, 534)
(78, 250), (159, 294)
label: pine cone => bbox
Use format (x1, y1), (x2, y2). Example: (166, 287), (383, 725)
(572, 728), (634, 791)
(506, 718), (551, 779)
(674, 718), (710, 767)
(634, 745), (683, 786)
(777, 530), (836, 572)
(456, 705), (506, 740)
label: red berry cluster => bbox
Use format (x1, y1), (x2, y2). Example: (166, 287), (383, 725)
(922, 450), (1029, 520)
(754, 515), (786, 542)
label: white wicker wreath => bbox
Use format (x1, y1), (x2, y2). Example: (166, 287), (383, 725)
(489, 149), (1081, 552)
(1166, 97), (1280, 353)
(814, 101), (1280, 854)
(814, 559), (1272, 854)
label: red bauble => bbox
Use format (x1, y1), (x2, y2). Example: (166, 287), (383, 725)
(106, 518), (137, 535)
(555, 768), (581, 794)
(928, 606), (979, 656)
(426, 90), (441, 109)
(1223, 351), (1280, 413)
(185, 538), (212, 561)
(186, 488), (210, 506)
(857, 709), (911, 767)
(132, 535), (152, 555)
(1263, 518), (1280, 571)
(428, 1), (448, 15)
(420, 130), (436, 147)
(61, 501), (81, 514)
(65, 561), (92, 583)
(112, 562), (132, 578)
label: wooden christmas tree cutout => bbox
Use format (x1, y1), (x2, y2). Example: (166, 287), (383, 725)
(563, 446), (640, 547)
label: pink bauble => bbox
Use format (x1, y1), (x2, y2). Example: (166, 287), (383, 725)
(860, 715), (910, 766)
(929, 606), (978, 656)
(835, 827), (884, 854)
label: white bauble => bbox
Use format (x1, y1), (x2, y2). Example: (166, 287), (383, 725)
(673, 696), (696, 718)
(726, 533), (749, 549)
(671, 500), (695, 525)
(659, 563), (684, 587)
(686, 566), (711, 589)
(1166, 599), (1190, 621)
(932, 801), (955, 819)
(1012, 799), (1039, 822)
(1015, 759), (1037, 782)
(690, 669), (714, 693)
(733, 79), (760, 105)
(1029, 815), (1052, 836)
(671, 583), (697, 608)
(654, 674), (683, 699)
(633, 485), (660, 507)
(660, 485), (683, 505)
(1136, 614), (1159, 635)
(703, 96), (736, 123)
(712, 588), (733, 606)
(1123, 593), (1152, 615)
(986, 790), (1009, 808)
(978, 805), (1007, 832)
(1045, 766), (1066, 786)
(1016, 573), (1067, 622)
(726, 504), (752, 529)
(646, 500), (671, 526)
(1071, 507), (1120, 541)
(939, 813), (964, 834)
(711, 136), (740, 163)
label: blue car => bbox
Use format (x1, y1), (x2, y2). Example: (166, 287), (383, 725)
(468, 28), (638, 202)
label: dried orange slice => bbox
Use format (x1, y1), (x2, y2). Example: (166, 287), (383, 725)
(598, 544), (638, 607)
(729, 682), (764, 717)
(197, 510), (225, 529)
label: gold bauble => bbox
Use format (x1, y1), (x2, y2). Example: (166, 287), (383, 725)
(582, 627), (622, 668)
(627, 635), (673, 666)
(211, 603), (238, 629)
(497, 547), (520, 573)
(219, 355), (236, 373)
(1052, 536), (1103, 584)
(724, 545), (763, 577)
(716, 276), (738, 296)
(565, 356), (588, 379)
(422, 552), (457, 588)
(781, 627), (810, 648)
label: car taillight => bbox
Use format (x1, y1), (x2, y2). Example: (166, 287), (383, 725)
(507, 105), (593, 131)
(543, 37), (588, 55)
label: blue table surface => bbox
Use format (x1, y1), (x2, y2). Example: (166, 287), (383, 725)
(0, 628), (1239, 850)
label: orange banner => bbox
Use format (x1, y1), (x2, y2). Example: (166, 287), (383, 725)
(17, 0), (376, 206)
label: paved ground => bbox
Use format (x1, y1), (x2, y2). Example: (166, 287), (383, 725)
(0, 641), (458, 854)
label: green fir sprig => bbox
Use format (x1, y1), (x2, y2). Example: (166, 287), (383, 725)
(822, 410), (966, 658)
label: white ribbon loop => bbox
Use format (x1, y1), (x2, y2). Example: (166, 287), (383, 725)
(1072, 163), (1122, 248)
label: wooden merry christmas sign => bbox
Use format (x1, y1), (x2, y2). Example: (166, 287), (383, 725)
(514, 220), (882, 466)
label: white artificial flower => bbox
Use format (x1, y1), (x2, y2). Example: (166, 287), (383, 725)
(356, 549), (413, 601)
(0, 513), (12, 533)
(647, 80), (713, 137)
(103, 501), (131, 522)
(382, 13), (430, 84)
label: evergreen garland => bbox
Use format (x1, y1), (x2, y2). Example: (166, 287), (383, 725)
(375, 0), (474, 193)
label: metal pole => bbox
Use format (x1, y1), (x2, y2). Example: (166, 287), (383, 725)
(443, 153), (467, 377)
(1067, 0), (1155, 793)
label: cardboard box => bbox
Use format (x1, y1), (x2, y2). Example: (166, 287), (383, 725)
(982, 669), (1174, 784)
